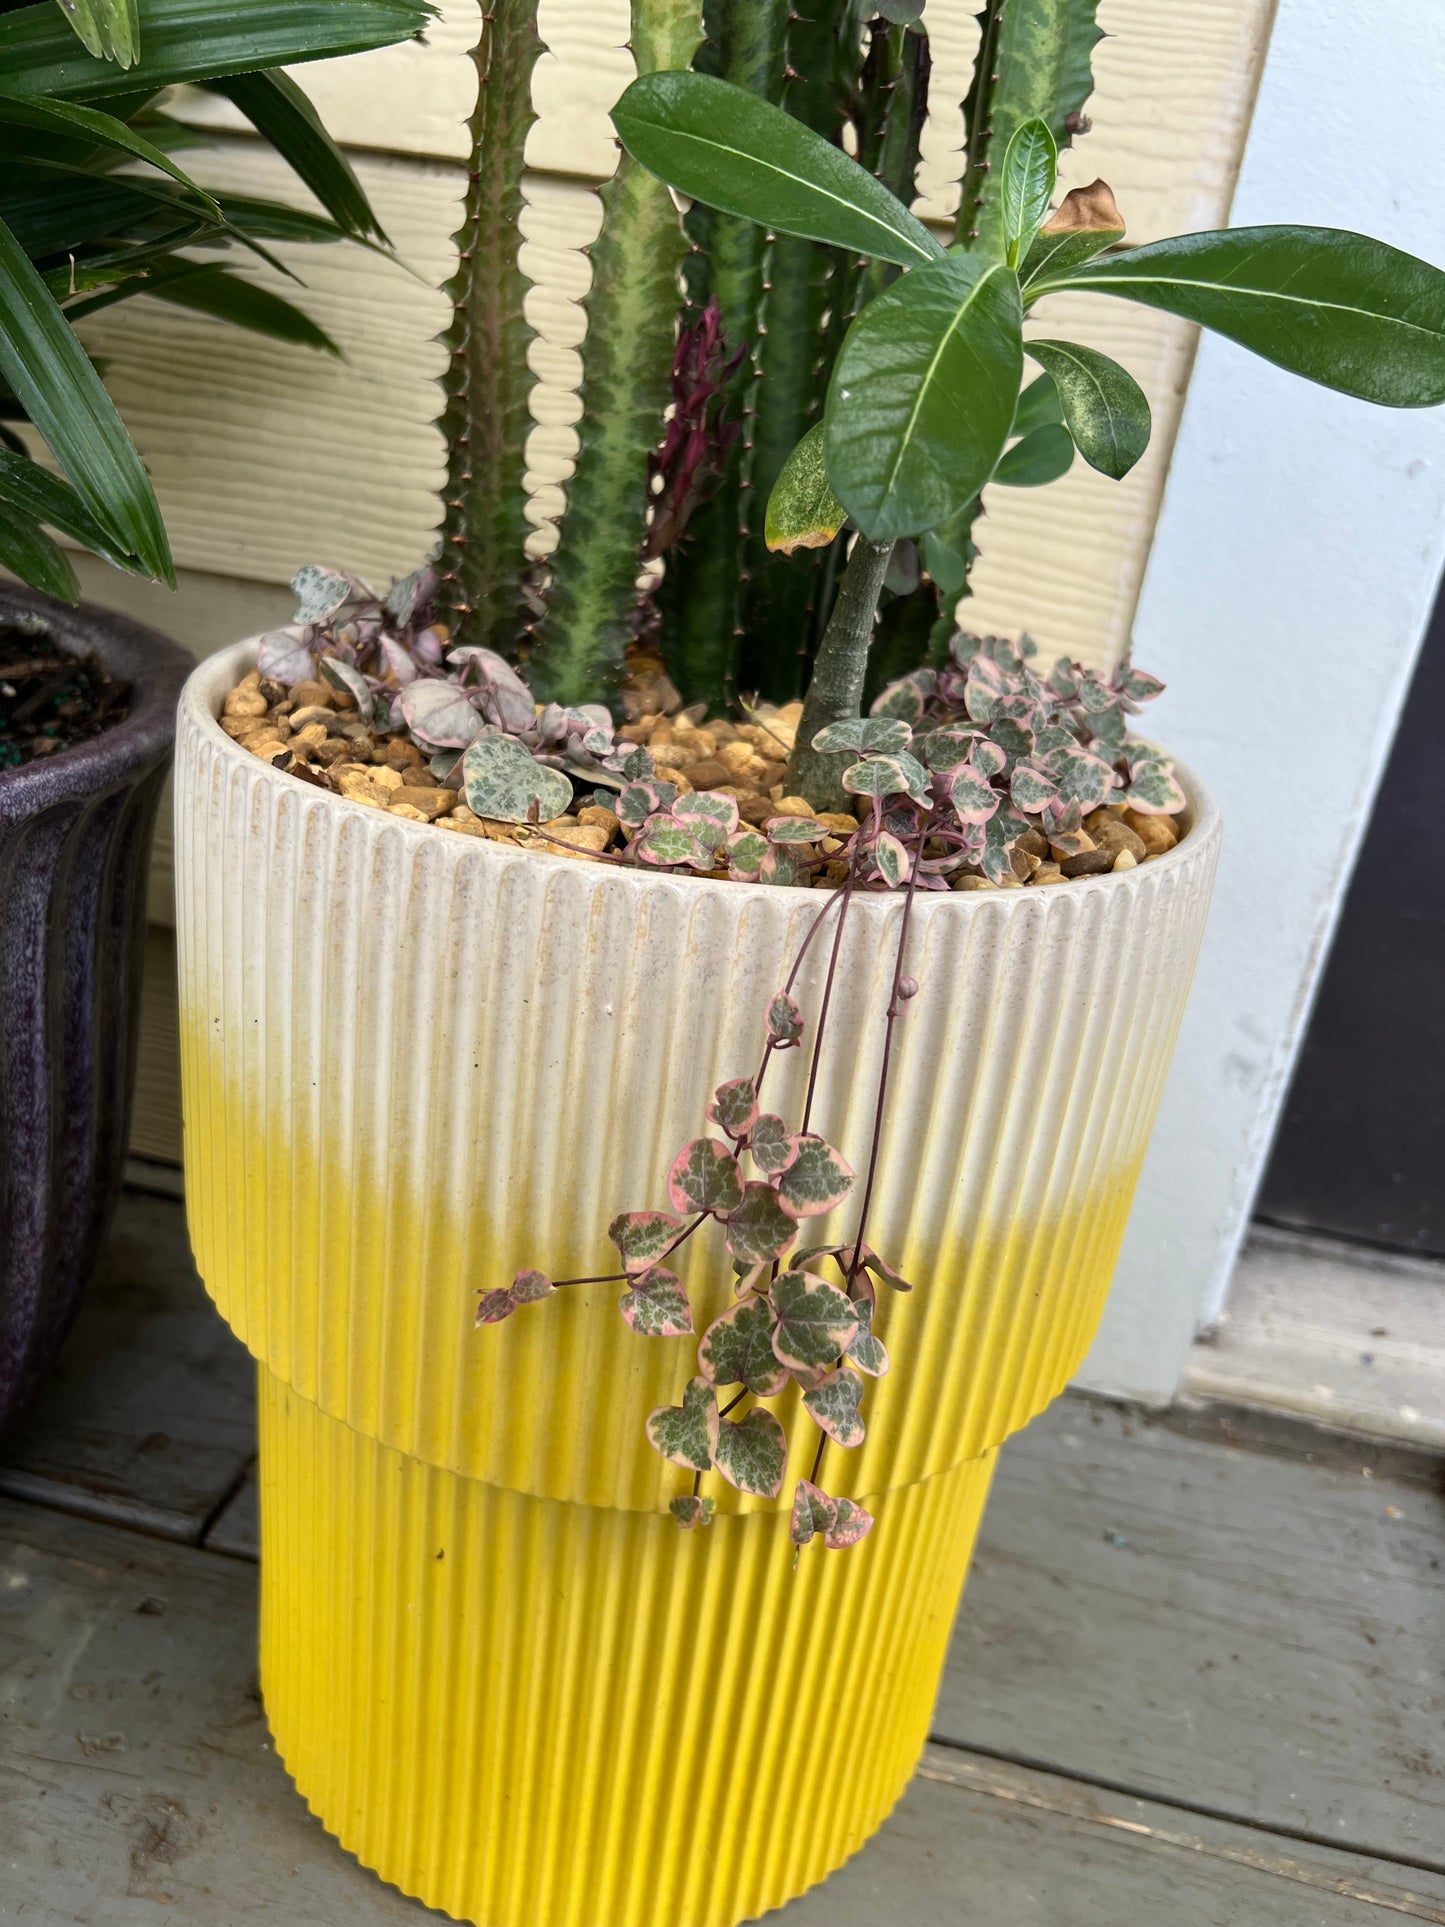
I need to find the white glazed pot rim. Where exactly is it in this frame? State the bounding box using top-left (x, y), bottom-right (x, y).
top-left (182, 636), bottom-right (1221, 915)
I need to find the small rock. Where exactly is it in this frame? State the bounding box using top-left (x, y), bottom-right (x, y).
top-left (718, 739), bottom-right (758, 777)
top-left (709, 720), bottom-right (740, 744)
top-left (290, 679), bottom-right (336, 710)
top-left (733, 790), bottom-right (773, 826)
top-left (995, 873), bottom-right (1025, 889)
top-left (1028, 870), bottom-right (1069, 886)
top-left (954, 876), bottom-right (996, 891)
top-left (653, 742), bottom-right (701, 772)
top-left (687, 757), bottom-right (732, 789)
top-left (773, 796), bottom-right (817, 818)
top-left (1049, 828), bottom-right (1094, 861)
top-left (578, 803), bottom-right (621, 840)
top-left (311, 738), bottom-right (354, 767)
top-left (385, 739), bottom-right (427, 772)
top-left (336, 769), bottom-right (394, 810)
top-left (389, 802), bottom-right (431, 822)
top-left (223, 679), bottom-right (267, 719)
top-left (649, 717), bottom-right (675, 747)
top-left (1016, 826), bottom-right (1049, 860)
top-left (535, 822), bottom-right (611, 860)
top-left (436, 814), bottom-right (487, 836)
top-left (390, 786), bottom-right (457, 821)
top-left (220, 715), bottom-right (260, 740)
top-left (1085, 814), bottom-right (1147, 862)
top-left (288, 704), bottom-right (338, 732)
top-left (1061, 847), bottom-right (1114, 878)
top-left (368, 765), bottom-right (405, 791)
top-left (815, 811), bottom-right (859, 834)
top-left (250, 741), bottom-right (292, 766)
top-left (1011, 845), bottom-right (1041, 880)
top-left (1112, 849), bottom-right (1138, 872)
top-left (1122, 809), bottom-right (1180, 857)
top-left (293, 722), bottom-right (330, 750)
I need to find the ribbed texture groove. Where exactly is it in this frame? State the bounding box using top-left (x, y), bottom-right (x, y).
top-left (178, 641), bottom-right (1220, 1511)
top-left (259, 1367), bottom-right (995, 1927)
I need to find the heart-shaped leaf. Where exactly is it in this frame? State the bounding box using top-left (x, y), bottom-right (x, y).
top-left (636, 822), bottom-right (715, 869)
top-left (668, 1138), bottom-right (745, 1216)
top-left (257, 629), bottom-right (313, 685)
top-left (790, 1478), bottom-right (838, 1547)
top-left (318, 654), bottom-right (373, 723)
top-left (810, 716), bottom-right (912, 757)
top-left (400, 677), bottom-right (485, 749)
top-left (777, 1136), bottom-right (856, 1220)
top-left (980, 801), bottom-right (1031, 884)
top-left (613, 72), bottom-right (944, 270)
top-left (759, 845), bottom-right (805, 887)
top-left (827, 254), bottom-right (1024, 542)
top-left (646, 1378), bottom-right (719, 1473)
top-left (1010, 764), bottom-right (1059, 812)
top-left (845, 1299), bottom-right (890, 1378)
top-left (698, 1296), bottom-right (789, 1397)
top-left (510, 1268), bottom-right (554, 1305)
top-left (726, 829), bottom-right (770, 879)
top-left (765, 815), bottom-right (831, 844)
top-left (619, 1267), bottom-right (694, 1337)
top-left (474, 1288), bottom-right (515, 1327)
top-left (618, 779), bottom-right (677, 827)
top-left (1042, 742), bottom-right (1117, 809)
top-left (750, 1114), bottom-right (800, 1177)
top-left (450, 645), bottom-right (537, 734)
top-left (670, 1493), bottom-right (716, 1529)
top-left (292, 564), bottom-right (352, 624)
top-left (608, 1209), bottom-right (683, 1273)
top-left (803, 1368), bottom-right (867, 1447)
top-left (870, 830), bottom-right (911, 888)
top-left (725, 1183), bottom-right (799, 1266)
top-left (1025, 340), bottom-right (1150, 481)
top-left (707, 1077), bottom-right (759, 1138)
top-left (1124, 760), bottom-right (1186, 815)
top-left (673, 790), bottom-right (739, 841)
top-left (949, 764), bottom-right (1001, 826)
top-left (825, 1496), bottom-right (875, 1549)
top-left (767, 991), bottom-right (804, 1047)
top-left (766, 421), bottom-right (848, 555)
top-left (771, 1269), bottom-right (859, 1372)
top-left (713, 1407), bottom-right (788, 1498)
top-left (463, 733), bottom-right (573, 825)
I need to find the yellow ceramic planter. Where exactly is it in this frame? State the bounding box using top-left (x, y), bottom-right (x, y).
top-left (177, 641), bottom-right (1219, 1925)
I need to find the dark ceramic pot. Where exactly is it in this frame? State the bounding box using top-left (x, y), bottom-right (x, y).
top-left (0, 585), bottom-right (191, 1432)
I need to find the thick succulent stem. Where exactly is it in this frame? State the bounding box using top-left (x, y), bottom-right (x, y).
top-left (785, 536), bottom-right (894, 809)
top-left (436, 2), bottom-right (542, 657)
top-left (956, 0), bottom-right (1103, 258)
top-left (528, 0), bottom-right (704, 706)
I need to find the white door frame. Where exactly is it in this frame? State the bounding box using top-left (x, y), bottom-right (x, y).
top-left (1076, 0), bottom-right (1445, 1403)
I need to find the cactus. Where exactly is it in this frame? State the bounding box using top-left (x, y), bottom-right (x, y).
top-left (435, 2), bottom-right (542, 658)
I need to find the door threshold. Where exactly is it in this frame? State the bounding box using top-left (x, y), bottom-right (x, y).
top-left (1185, 1224), bottom-right (1445, 1453)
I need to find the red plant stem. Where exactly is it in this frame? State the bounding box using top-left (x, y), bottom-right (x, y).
top-left (802, 849), bottom-right (860, 1136)
top-left (753, 885), bottom-right (851, 1101)
top-left (552, 1271), bottom-right (628, 1288)
top-left (846, 829), bottom-right (926, 1297)
top-left (810, 1428), bottom-right (827, 1486)
top-left (552, 1213), bottom-right (705, 1291)
top-left (718, 1388), bottom-right (748, 1418)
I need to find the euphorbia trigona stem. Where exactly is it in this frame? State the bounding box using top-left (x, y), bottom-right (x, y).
top-left (784, 535), bottom-right (894, 809)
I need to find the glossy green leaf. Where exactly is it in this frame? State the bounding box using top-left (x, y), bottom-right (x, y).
top-left (0, 0), bottom-right (436, 99)
top-left (0, 209), bottom-right (168, 578)
top-left (146, 266), bottom-right (339, 354)
top-left (765, 422), bottom-right (846, 556)
top-left (1034, 226), bottom-right (1445, 408)
top-left (0, 445), bottom-right (128, 561)
top-left (1012, 369), bottom-right (1062, 436)
top-left (612, 71), bottom-right (944, 270)
top-left (0, 500), bottom-right (78, 598)
top-left (52, 0), bottom-right (138, 67)
top-left (992, 420), bottom-right (1074, 487)
top-left (1024, 339), bottom-right (1149, 479)
top-left (1000, 116), bottom-right (1056, 269)
top-left (0, 91), bottom-right (219, 214)
top-left (212, 70), bottom-right (382, 241)
top-left (826, 254), bottom-right (1024, 541)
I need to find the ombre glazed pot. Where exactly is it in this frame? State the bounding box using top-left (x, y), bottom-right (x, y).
top-left (0, 587), bottom-right (189, 1433)
top-left (176, 637), bottom-right (1220, 1927)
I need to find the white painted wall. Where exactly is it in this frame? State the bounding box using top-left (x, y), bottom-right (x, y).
top-left (1077, 0), bottom-right (1445, 1402)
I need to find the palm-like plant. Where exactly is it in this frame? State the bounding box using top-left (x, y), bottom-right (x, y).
top-left (0, 0), bottom-right (433, 602)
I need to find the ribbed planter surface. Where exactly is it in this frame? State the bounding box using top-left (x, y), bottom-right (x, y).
top-left (0, 589), bottom-right (190, 1433)
top-left (178, 637), bottom-right (1220, 1926)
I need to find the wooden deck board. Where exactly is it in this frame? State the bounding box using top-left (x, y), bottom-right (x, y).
top-left (940, 1398), bottom-right (1445, 1871)
top-left (4, 1498), bottom-right (1444, 1926)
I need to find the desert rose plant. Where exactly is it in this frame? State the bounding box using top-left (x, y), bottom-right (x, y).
top-left (238, 0), bottom-right (1445, 1547)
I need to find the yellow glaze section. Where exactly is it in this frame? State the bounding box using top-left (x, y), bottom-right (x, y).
top-left (189, 1082), bottom-right (1142, 1513)
top-left (259, 1369), bottom-right (995, 1927)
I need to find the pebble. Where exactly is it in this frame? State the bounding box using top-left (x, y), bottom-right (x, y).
top-left (290, 679), bottom-right (337, 710)
top-left (772, 796), bottom-right (817, 818)
top-left (1011, 846), bottom-right (1041, 880)
top-left (687, 757), bottom-right (732, 788)
top-left (1112, 849), bottom-right (1138, 872)
top-left (436, 814), bottom-right (487, 836)
top-left (815, 811), bottom-right (859, 833)
top-left (733, 790), bottom-right (773, 826)
top-left (288, 704), bottom-right (339, 732)
top-left (1084, 810), bottom-right (1147, 862)
top-left (578, 803), bottom-right (621, 840)
top-left (1122, 809), bottom-right (1180, 856)
top-left (1028, 869), bottom-right (1069, 886)
top-left (293, 722), bottom-right (330, 750)
top-left (389, 802), bottom-right (431, 822)
top-left (536, 822), bottom-right (610, 860)
top-left (1061, 846), bottom-right (1114, 878)
top-left (954, 876), bottom-right (996, 891)
top-left (390, 786), bottom-right (457, 820)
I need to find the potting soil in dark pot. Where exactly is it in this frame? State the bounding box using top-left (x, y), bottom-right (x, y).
top-left (0, 585), bottom-right (191, 1431)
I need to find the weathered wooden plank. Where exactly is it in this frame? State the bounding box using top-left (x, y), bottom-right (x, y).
top-left (4, 1494), bottom-right (1442, 1924)
top-left (0, 1195), bottom-right (253, 1542)
top-left (941, 1398), bottom-right (1445, 1872)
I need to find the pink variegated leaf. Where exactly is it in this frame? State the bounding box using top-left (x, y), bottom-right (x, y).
top-left (767, 992), bottom-right (804, 1048)
top-left (668, 1138), bottom-right (744, 1216)
top-left (713, 1406), bottom-right (787, 1498)
top-left (950, 764), bottom-right (1001, 826)
top-left (474, 1288), bottom-right (515, 1327)
top-left (770, 1269), bottom-right (858, 1373)
top-left (733, 1258), bottom-right (771, 1299)
top-left (870, 830), bottom-right (911, 888)
top-left (256, 628), bottom-right (313, 685)
top-left (637, 822), bottom-right (714, 870)
top-left (790, 1478), bottom-right (838, 1548)
top-left (608, 1209), bottom-right (683, 1273)
top-left (759, 844), bottom-right (805, 887)
top-left (844, 1297), bottom-right (889, 1377)
top-left (318, 654), bottom-right (374, 723)
top-left (617, 779), bottom-right (679, 828)
top-left (1118, 664), bottom-right (1165, 706)
top-left (510, 1268), bottom-right (554, 1305)
top-left (794, 1243), bottom-right (845, 1276)
top-left (749, 1113), bottom-right (800, 1177)
top-left (802, 1367), bottom-right (867, 1448)
top-left (724, 1183), bottom-right (798, 1266)
top-left (1048, 827), bottom-right (1094, 860)
top-left (1123, 752), bottom-right (1185, 815)
top-left (697, 1295), bottom-right (788, 1396)
top-left (917, 723), bottom-right (982, 772)
top-left (707, 1077), bottom-right (759, 1138)
top-left (825, 1496), bottom-right (874, 1549)
top-left (765, 815), bottom-right (831, 844)
top-left (670, 1493), bottom-right (715, 1530)
top-left (842, 1244), bottom-right (914, 1294)
top-left (776, 1135), bottom-right (855, 1220)
top-left (1042, 742), bottom-right (1117, 809)
top-left (379, 635), bottom-right (420, 686)
top-left (673, 789), bottom-right (739, 841)
top-left (1010, 763), bottom-right (1058, 813)
top-left (646, 1378), bottom-right (719, 1472)
top-left (619, 1266), bottom-right (694, 1337)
